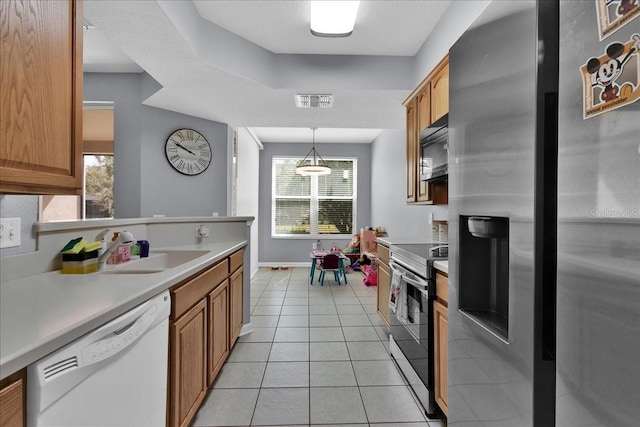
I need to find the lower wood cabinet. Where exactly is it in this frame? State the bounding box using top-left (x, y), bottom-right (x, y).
top-left (0, 370), bottom-right (25, 427)
top-left (170, 299), bottom-right (207, 427)
top-left (229, 267), bottom-right (243, 347)
top-left (433, 271), bottom-right (449, 416)
top-left (168, 248), bottom-right (244, 427)
top-left (376, 244), bottom-right (391, 326)
top-left (208, 280), bottom-right (229, 386)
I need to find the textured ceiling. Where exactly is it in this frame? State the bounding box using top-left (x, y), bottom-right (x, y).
top-left (193, 0), bottom-right (450, 56)
top-left (83, 1), bottom-right (452, 144)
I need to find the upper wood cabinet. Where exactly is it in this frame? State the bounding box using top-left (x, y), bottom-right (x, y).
top-left (430, 60), bottom-right (449, 125)
top-left (0, 0), bottom-right (83, 195)
top-left (417, 85), bottom-right (431, 134)
top-left (403, 54), bottom-right (449, 205)
top-left (405, 99), bottom-right (418, 203)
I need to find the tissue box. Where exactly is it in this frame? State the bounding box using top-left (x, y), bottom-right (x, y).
top-left (62, 250), bottom-right (99, 274)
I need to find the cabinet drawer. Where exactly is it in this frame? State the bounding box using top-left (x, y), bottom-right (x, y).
top-left (377, 244), bottom-right (389, 264)
top-left (229, 249), bottom-right (243, 274)
top-left (172, 259), bottom-right (228, 319)
top-left (436, 271), bottom-right (448, 305)
top-left (0, 370), bottom-right (25, 427)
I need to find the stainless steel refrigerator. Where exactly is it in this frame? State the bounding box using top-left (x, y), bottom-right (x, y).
top-left (448, 1), bottom-right (640, 426)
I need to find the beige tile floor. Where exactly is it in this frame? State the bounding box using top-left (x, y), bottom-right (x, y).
top-left (192, 267), bottom-right (446, 427)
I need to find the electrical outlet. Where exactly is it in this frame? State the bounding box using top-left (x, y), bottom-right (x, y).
top-left (0, 217), bottom-right (21, 249)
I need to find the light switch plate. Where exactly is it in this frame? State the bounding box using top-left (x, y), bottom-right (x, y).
top-left (0, 217), bottom-right (21, 249)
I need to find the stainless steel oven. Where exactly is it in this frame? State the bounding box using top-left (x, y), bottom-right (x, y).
top-left (388, 243), bottom-right (447, 418)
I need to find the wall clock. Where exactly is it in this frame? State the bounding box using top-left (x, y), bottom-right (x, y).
top-left (165, 128), bottom-right (211, 176)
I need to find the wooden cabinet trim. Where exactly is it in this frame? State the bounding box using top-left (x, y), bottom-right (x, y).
top-left (229, 268), bottom-right (243, 347)
top-left (171, 259), bottom-right (229, 319)
top-left (208, 280), bottom-right (229, 386)
top-left (377, 244), bottom-right (390, 264)
top-left (170, 299), bottom-right (207, 427)
top-left (229, 249), bottom-right (243, 274)
top-left (406, 99), bottom-right (417, 203)
top-left (377, 260), bottom-right (391, 326)
top-left (436, 271), bottom-right (448, 305)
top-left (433, 299), bottom-right (448, 416)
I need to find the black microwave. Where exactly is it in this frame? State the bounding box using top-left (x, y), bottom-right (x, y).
top-left (419, 123), bottom-right (448, 182)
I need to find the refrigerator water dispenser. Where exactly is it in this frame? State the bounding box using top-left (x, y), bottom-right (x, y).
top-left (459, 215), bottom-right (509, 342)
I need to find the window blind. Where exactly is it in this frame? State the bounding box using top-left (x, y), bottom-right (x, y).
top-left (272, 157), bottom-right (356, 237)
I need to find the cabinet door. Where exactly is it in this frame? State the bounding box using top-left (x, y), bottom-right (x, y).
top-left (405, 99), bottom-right (417, 203)
top-left (417, 85), bottom-right (431, 131)
top-left (377, 261), bottom-right (391, 326)
top-left (208, 281), bottom-right (229, 386)
top-left (170, 299), bottom-right (207, 427)
top-left (433, 299), bottom-right (448, 416)
top-left (229, 268), bottom-right (243, 347)
top-left (0, 0), bottom-right (83, 195)
top-left (0, 370), bottom-right (25, 427)
top-left (430, 60), bottom-right (449, 125)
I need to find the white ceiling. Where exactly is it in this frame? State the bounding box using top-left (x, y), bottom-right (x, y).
top-left (83, 0), bottom-right (451, 144)
top-left (193, 1), bottom-right (449, 56)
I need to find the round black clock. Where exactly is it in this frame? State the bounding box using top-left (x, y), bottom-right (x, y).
top-left (165, 129), bottom-right (212, 176)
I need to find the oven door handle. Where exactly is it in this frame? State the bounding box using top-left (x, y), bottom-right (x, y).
top-left (390, 261), bottom-right (430, 292)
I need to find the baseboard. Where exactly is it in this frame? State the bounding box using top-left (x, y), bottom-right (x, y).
top-left (239, 323), bottom-right (254, 337)
top-left (257, 262), bottom-right (310, 268)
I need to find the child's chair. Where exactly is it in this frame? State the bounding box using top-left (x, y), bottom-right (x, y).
top-left (317, 253), bottom-right (341, 286)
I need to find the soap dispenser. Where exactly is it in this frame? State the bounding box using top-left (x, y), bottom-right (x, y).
top-left (95, 229), bottom-right (111, 257)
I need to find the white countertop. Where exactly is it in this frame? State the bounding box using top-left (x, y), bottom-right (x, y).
top-left (376, 236), bottom-right (444, 246)
top-left (433, 260), bottom-right (448, 274)
top-left (0, 240), bottom-right (246, 380)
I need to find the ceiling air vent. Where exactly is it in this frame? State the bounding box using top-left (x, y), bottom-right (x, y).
top-left (83, 18), bottom-right (95, 30)
top-left (295, 94), bottom-right (334, 109)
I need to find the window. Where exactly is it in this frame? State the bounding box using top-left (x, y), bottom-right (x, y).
top-left (272, 157), bottom-right (356, 238)
top-left (39, 104), bottom-right (114, 221)
top-left (84, 155), bottom-right (114, 219)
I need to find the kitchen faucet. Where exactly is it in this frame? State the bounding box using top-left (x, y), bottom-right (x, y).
top-left (97, 231), bottom-right (134, 270)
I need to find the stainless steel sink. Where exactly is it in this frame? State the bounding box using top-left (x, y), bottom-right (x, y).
top-left (136, 250), bottom-right (210, 268)
top-left (100, 268), bottom-right (166, 274)
top-left (99, 250), bottom-right (210, 274)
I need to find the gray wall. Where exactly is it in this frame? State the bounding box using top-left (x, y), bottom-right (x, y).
top-left (84, 73), bottom-right (229, 218)
top-left (412, 0), bottom-right (490, 86)
top-left (370, 130), bottom-right (447, 239)
top-left (258, 142), bottom-right (372, 264)
top-left (369, 2), bottom-right (490, 240)
top-left (0, 195), bottom-right (38, 256)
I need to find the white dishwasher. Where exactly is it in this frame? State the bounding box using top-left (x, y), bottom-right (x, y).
top-left (27, 290), bottom-right (171, 427)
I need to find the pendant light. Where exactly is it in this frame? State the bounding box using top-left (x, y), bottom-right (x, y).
top-left (296, 128), bottom-right (331, 176)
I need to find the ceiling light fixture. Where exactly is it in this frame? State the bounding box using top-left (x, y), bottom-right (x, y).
top-left (310, 1), bottom-right (360, 38)
top-left (295, 94), bottom-right (334, 108)
top-left (296, 128), bottom-right (331, 176)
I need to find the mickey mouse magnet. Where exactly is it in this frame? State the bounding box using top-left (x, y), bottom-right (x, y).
top-left (596, 0), bottom-right (640, 40)
top-left (581, 34), bottom-right (640, 119)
